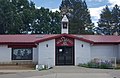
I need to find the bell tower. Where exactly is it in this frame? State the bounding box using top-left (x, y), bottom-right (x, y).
top-left (61, 15), bottom-right (69, 34)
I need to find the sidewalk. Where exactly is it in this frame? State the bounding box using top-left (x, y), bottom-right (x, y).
top-left (0, 66), bottom-right (119, 78)
top-left (26, 73), bottom-right (112, 78)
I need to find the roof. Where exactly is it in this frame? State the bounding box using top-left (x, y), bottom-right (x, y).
top-left (74, 35), bottom-right (120, 44)
top-left (62, 15), bottom-right (69, 22)
top-left (0, 34), bottom-right (120, 45)
top-left (0, 34), bottom-right (57, 44)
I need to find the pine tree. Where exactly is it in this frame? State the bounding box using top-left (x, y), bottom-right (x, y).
top-left (97, 6), bottom-right (113, 35)
top-left (60, 0), bottom-right (94, 34)
top-left (111, 4), bottom-right (120, 35)
top-left (97, 5), bottom-right (120, 35)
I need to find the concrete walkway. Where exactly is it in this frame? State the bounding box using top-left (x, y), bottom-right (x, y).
top-left (0, 66), bottom-right (120, 78)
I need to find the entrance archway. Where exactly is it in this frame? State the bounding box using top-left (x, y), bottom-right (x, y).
top-left (55, 37), bottom-right (74, 65)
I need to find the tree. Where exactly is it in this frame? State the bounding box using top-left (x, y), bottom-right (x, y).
top-left (11, 0), bottom-right (36, 34)
top-left (97, 6), bottom-right (113, 35)
top-left (32, 7), bottom-right (61, 34)
top-left (0, 0), bottom-right (10, 34)
top-left (60, 0), bottom-right (94, 34)
top-left (0, 0), bottom-right (61, 34)
top-left (96, 5), bottom-right (120, 35)
top-left (49, 11), bottom-right (61, 34)
top-left (32, 7), bottom-right (51, 34)
top-left (0, 0), bottom-right (23, 34)
top-left (111, 4), bottom-right (120, 35)
top-left (0, 0), bottom-right (36, 34)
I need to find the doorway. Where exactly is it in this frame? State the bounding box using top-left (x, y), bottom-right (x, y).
top-left (56, 46), bottom-right (74, 65)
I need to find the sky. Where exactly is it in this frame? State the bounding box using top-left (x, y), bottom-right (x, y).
top-left (31, 0), bottom-right (120, 26)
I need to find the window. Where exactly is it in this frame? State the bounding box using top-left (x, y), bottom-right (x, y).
top-left (63, 22), bottom-right (67, 29)
top-left (46, 44), bottom-right (48, 47)
top-left (12, 48), bottom-right (32, 60)
top-left (81, 44), bottom-right (84, 47)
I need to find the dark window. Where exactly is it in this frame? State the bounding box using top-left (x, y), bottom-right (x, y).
top-left (81, 44), bottom-right (84, 47)
top-left (46, 44), bottom-right (48, 47)
top-left (63, 22), bottom-right (67, 29)
top-left (12, 48), bottom-right (33, 60)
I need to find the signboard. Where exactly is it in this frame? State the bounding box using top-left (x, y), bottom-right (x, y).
top-left (56, 37), bottom-right (74, 46)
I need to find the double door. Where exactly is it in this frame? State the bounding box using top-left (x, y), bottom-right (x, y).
top-left (56, 46), bottom-right (74, 65)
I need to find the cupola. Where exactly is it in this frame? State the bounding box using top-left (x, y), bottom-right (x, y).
top-left (61, 15), bottom-right (69, 34)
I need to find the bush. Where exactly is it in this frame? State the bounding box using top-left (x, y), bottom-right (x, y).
top-left (78, 61), bottom-right (112, 69)
top-left (99, 61), bottom-right (112, 69)
top-left (87, 62), bottom-right (99, 68)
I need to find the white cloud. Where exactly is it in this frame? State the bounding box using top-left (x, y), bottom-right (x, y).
top-left (88, 0), bottom-right (103, 2)
top-left (108, 0), bottom-right (120, 6)
top-left (89, 7), bottom-right (101, 19)
top-left (35, 5), bottom-right (41, 9)
top-left (89, 0), bottom-right (120, 26)
top-left (89, 6), bottom-right (105, 26)
top-left (51, 8), bottom-right (60, 12)
top-left (35, 6), bottom-right (60, 12)
top-left (89, 0), bottom-right (119, 26)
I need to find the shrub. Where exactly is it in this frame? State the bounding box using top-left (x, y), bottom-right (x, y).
top-left (87, 62), bottom-right (99, 68)
top-left (99, 61), bottom-right (112, 69)
top-left (78, 60), bottom-right (112, 69)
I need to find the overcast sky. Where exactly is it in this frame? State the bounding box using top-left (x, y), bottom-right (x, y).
top-left (31, 0), bottom-right (120, 26)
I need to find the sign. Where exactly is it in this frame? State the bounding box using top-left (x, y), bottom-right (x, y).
top-left (56, 37), bottom-right (74, 46)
